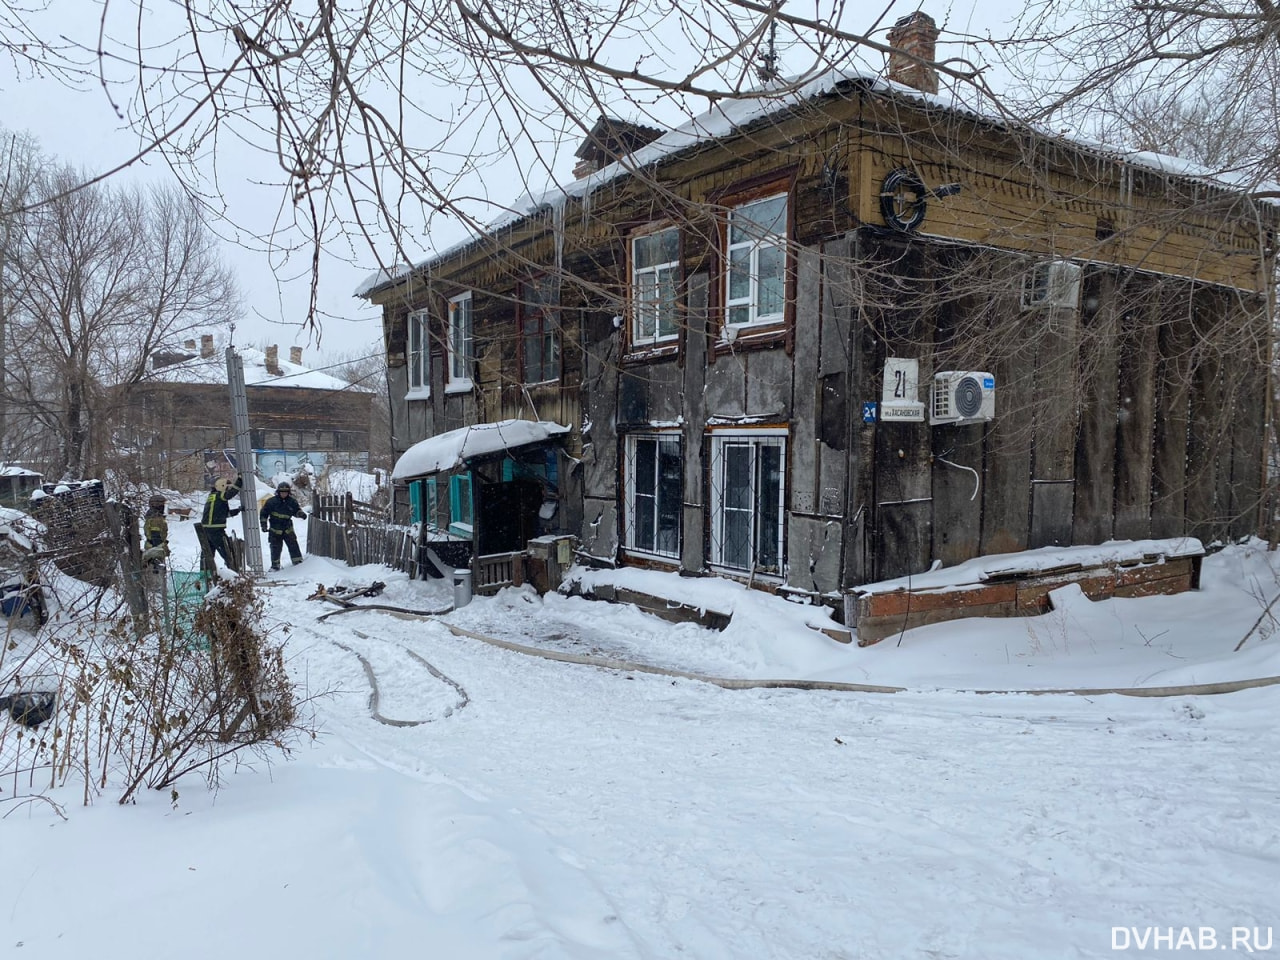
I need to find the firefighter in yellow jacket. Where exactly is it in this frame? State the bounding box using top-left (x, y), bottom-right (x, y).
top-left (141, 493), bottom-right (169, 572)
top-left (200, 474), bottom-right (243, 570)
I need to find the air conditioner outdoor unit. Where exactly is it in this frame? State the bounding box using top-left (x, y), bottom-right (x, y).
top-left (931, 371), bottom-right (996, 425)
top-left (1022, 260), bottom-right (1082, 310)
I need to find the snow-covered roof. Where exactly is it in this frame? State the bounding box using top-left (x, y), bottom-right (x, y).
top-left (392, 420), bottom-right (570, 481)
top-left (0, 465), bottom-right (40, 477)
top-left (356, 66), bottom-right (1274, 299)
top-left (148, 346), bottom-right (352, 391)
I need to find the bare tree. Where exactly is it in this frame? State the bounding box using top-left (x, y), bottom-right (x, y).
top-left (998, 0), bottom-right (1280, 188)
top-left (0, 1), bottom-right (1003, 335)
top-left (0, 129), bottom-right (40, 462)
top-left (2, 163), bottom-right (241, 478)
top-left (326, 348), bottom-right (392, 472)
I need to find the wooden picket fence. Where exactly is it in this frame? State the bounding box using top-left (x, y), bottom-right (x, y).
top-left (308, 493), bottom-right (417, 574)
top-left (306, 493), bottom-right (531, 590)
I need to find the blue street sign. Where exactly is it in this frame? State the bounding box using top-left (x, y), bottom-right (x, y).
top-left (862, 401), bottom-right (878, 424)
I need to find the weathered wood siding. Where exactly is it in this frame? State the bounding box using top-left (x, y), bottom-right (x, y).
top-left (368, 81), bottom-right (1274, 601)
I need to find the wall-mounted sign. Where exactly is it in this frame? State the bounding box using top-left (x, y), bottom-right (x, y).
top-left (880, 358), bottom-right (925, 422)
top-left (862, 401), bottom-right (878, 424)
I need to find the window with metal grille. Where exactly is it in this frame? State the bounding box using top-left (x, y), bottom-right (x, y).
top-left (709, 431), bottom-right (786, 575)
top-left (624, 433), bottom-right (682, 558)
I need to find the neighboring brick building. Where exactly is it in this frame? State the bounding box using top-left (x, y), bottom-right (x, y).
top-left (128, 335), bottom-right (374, 489)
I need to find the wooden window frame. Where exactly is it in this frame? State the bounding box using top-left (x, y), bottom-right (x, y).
top-left (622, 430), bottom-right (683, 561)
top-left (448, 473), bottom-right (473, 538)
top-left (446, 291), bottom-right (475, 393)
top-left (518, 275), bottom-right (561, 385)
top-left (628, 224), bottom-right (682, 354)
top-left (707, 426), bottom-right (788, 578)
top-left (711, 172), bottom-right (797, 353)
top-left (406, 308), bottom-right (431, 399)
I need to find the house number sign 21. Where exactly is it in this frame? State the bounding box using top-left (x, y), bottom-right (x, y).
top-left (880, 358), bottom-right (925, 423)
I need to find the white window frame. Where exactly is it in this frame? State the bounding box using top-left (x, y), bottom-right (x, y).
top-left (724, 192), bottom-right (788, 331)
top-left (406, 309), bottom-right (431, 399)
top-left (446, 291), bottom-right (475, 393)
top-left (708, 428), bottom-right (787, 576)
top-left (623, 431), bottom-right (683, 560)
top-left (631, 227), bottom-right (680, 348)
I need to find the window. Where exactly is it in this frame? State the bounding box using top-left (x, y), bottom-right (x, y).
top-left (447, 292), bottom-right (474, 392)
top-left (408, 478), bottom-right (439, 531)
top-left (631, 227), bottom-right (679, 347)
top-left (449, 473), bottom-right (473, 537)
top-left (725, 193), bottom-right (788, 329)
top-left (709, 431), bottom-right (786, 575)
top-left (407, 309), bottom-right (430, 397)
top-left (521, 276), bottom-right (560, 384)
top-left (409, 480), bottom-right (422, 523)
top-left (624, 433), bottom-right (682, 558)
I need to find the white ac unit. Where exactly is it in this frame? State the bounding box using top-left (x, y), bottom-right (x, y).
top-left (1021, 260), bottom-right (1082, 310)
top-left (931, 371), bottom-right (996, 425)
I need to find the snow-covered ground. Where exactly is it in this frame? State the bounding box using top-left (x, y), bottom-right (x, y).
top-left (2, 512), bottom-right (1278, 959)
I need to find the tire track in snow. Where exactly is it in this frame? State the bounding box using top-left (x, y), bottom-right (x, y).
top-left (330, 603), bottom-right (1280, 699)
top-left (331, 632), bottom-right (468, 727)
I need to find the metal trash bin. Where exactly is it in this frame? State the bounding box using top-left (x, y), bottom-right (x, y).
top-left (452, 567), bottom-right (473, 608)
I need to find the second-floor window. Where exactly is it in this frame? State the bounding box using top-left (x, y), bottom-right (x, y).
top-left (631, 227), bottom-right (679, 347)
top-left (407, 309), bottom-right (430, 397)
top-left (447, 292), bottom-right (474, 391)
top-left (521, 275), bottom-right (560, 384)
top-left (725, 193), bottom-right (788, 329)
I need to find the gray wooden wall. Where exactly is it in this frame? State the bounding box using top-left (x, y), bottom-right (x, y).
top-left (578, 228), bottom-right (1269, 595)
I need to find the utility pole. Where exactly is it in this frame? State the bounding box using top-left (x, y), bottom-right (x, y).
top-left (226, 346), bottom-right (263, 574)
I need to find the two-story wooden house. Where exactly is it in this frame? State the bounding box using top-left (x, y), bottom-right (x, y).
top-left (361, 12), bottom-right (1275, 613)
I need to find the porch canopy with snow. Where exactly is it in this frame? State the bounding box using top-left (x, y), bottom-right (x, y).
top-left (393, 419), bottom-right (571, 561)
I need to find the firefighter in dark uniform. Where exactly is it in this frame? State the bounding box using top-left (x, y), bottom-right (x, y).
top-left (260, 480), bottom-right (308, 571)
top-left (200, 474), bottom-right (243, 570)
top-left (141, 493), bottom-right (170, 573)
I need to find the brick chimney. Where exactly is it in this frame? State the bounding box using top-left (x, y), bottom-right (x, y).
top-left (183, 339), bottom-right (196, 352)
top-left (290, 346), bottom-right (303, 365)
top-left (886, 11), bottom-right (939, 95)
top-left (265, 345), bottom-right (282, 376)
top-left (200, 334), bottom-right (215, 358)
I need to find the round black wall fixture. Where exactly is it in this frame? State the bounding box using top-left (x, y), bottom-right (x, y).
top-left (879, 168), bottom-right (928, 232)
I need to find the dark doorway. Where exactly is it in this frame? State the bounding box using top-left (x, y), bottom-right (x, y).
top-left (477, 478), bottom-right (543, 554)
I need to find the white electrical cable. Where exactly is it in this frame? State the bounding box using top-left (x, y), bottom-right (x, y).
top-left (935, 456), bottom-right (980, 501)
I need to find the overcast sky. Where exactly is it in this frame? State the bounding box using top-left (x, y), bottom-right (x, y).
top-left (1, 1), bottom-right (1012, 367)
top-left (3, 67), bottom-right (383, 365)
